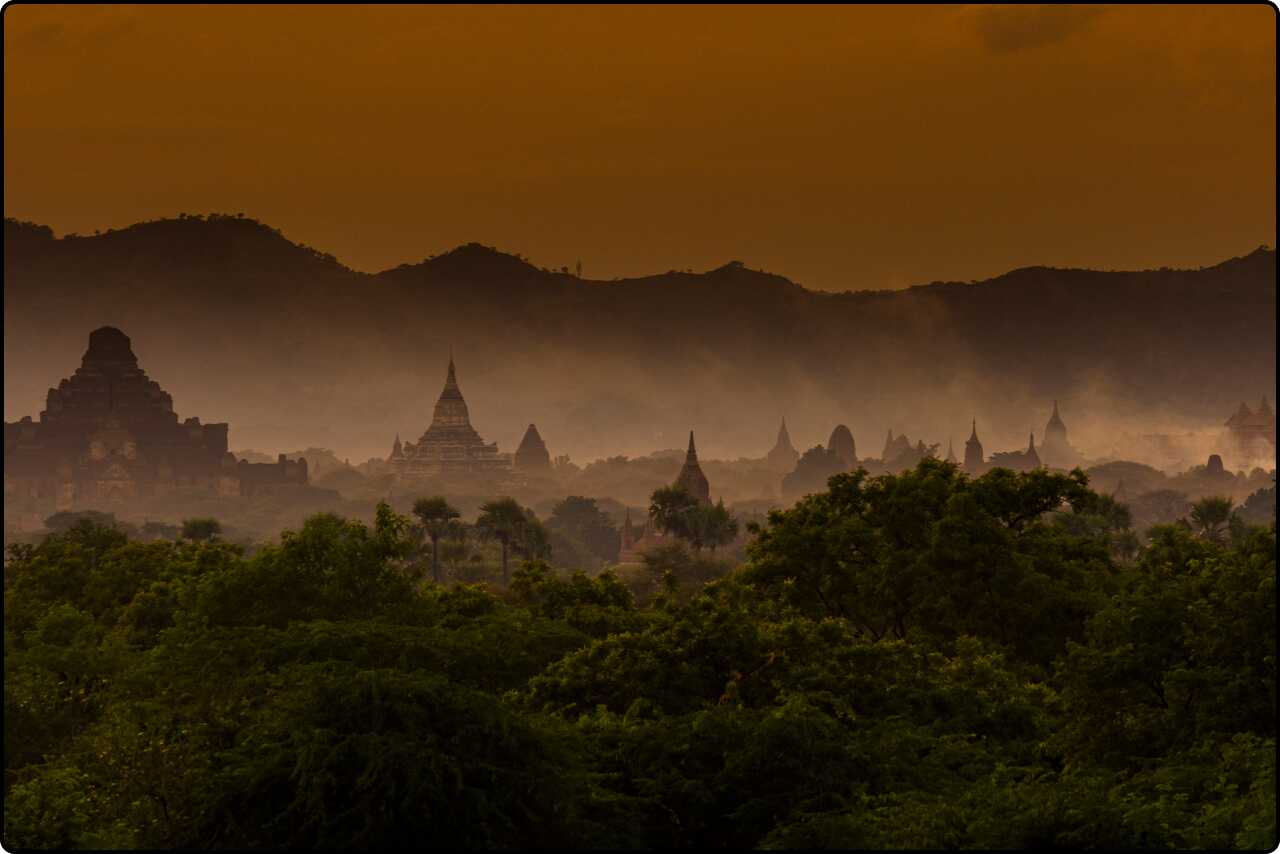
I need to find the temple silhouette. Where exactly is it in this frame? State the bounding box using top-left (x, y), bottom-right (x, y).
top-left (390, 356), bottom-right (512, 481)
top-left (3, 327), bottom-right (306, 525)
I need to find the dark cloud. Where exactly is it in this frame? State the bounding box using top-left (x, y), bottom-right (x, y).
top-left (971, 4), bottom-right (1105, 54)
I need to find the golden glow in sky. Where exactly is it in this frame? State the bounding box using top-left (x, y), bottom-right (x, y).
top-left (4, 4), bottom-right (1275, 289)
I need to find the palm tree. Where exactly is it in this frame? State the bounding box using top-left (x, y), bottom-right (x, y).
top-left (649, 485), bottom-right (698, 540)
top-left (1189, 496), bottom-right (1234, 544)
top-left (412, 496), bottom-right (461, 584)
top-left (476, 498), bottom-right (528, 584)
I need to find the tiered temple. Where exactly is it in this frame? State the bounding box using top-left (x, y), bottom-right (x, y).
top-left (3, 327), bottom-right (306, 521)
top-left (1225, 398), bottom-right (1276, 451)
top-left (391, 356), bottom-right (512, 480)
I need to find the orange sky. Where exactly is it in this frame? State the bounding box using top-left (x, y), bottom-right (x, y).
top-left (4, 4), bottom-right (1275, 290)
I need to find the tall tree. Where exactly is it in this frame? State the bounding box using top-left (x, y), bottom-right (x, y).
top-left (547, 496), bottom-right (620, 563)
top-left (648, 485), bottom-right (699, 541)
top-left (687, 500), bottom-right (739, 553)
top-left (476, 498), bottom-right (529, 584)
top-left (412, 496), bottom-right (461, 584)
top-left (1189, 496), bottom-right (1234, 544)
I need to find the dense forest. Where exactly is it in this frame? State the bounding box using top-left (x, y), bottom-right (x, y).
top-left (4, 460), bottom-right (1275, 849)
top-left (4, 215), bottom-right (1275, 461)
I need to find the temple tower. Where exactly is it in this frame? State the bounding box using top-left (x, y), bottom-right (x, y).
top-left (963, 419), bottom-right (984, 474)
top-left (766, 418), bottom-right (800, 473)
top-left (676, 431), bottom-right (712, 504)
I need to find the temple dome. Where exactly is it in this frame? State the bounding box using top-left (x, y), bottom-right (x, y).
top-left (826, 424), bottom-right (857, 469)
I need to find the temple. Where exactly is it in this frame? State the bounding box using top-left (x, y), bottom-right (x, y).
top-left (391, 356), bottom-right (512, 480)
top-left (513, 423), bottom-right (553, 475)
top-left (963, 420), bottom-right (985, 474)
top-left (987, 432), bottom-right (1043, 472)
top-left (827, 424), bottom-right (857, 469)
top-left (1038, 401), bottom-right (1082, 468)
top-left (618, 430), bottom-right (714, 563)
top-left (675, 431), bottom-right (711, 504)
top-left (1224, 398), bottom-right (1276, 453)
top-left (765, 418), bottom-right (800, 473)
top-left (3, 327), bottom-right (306, 523)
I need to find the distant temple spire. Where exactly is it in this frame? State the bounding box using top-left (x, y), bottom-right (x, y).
top-left (963, 419), bottom-right (984, 473)
top-left (945, 437), bottom-right (957, 464)
top-left (766, 416), bottom-right (800, 473)
top-left (390, 433), bottom-right (403, 460)
top-left (675, 430), bottom-right (711, 504)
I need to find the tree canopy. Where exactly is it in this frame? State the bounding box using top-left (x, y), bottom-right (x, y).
top-left (4, 463), bottom-right (1274, 849)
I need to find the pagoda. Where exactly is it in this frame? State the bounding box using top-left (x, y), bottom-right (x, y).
top-left (513, 423), bottom-right (552, 475)
top-left (963, 420), bottom-right (985, 474)
top-left (393, 356), bottom-right (511, 479)
top-left (826, 424), bottom-right (857, 470)
top-left (1039, 401), bottom-right (1082, 468)
top-left (766, 418), bottom-right (800, 473)
top-left (675, 431), bottom-right (711, 504)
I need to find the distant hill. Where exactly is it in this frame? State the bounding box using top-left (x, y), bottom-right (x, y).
top-left (4, 215), bottom-right (1275, 462)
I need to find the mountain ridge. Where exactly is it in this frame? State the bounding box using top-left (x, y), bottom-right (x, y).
top-left (3, 215), bottom-right (1274, 463)
top-left (8, 214), bottom-right (1269, 296)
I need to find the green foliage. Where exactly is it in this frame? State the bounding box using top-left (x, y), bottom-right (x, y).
top-left (411, 495), bottom-right (460, 583)
top-left (4, 461), bottom-right (1274, 849)
top-left (546, 496), bottom-right (620, 566)
top-left (648, 486), bottom-right (739, 553)
top-left (476, 497), bottom-right (543, 584)
top-left (180, 517), bottom-right (222, 542)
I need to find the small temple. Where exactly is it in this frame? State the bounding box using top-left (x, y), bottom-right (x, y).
top-left (675, 431), bottom-right (712, 504)
top-left (987, 432), bottom-right (1043, 472)
top-left (963, 420), bottom-right (985, 474)
top-left (765, 418), bottom-right (800, 473)
top-left (618, 430), bottom-right (713, 563)
top-left (827, 424), bottom-right (857, 470)
top-left (514, 423), bottom-right (553, 475)
top-left (391, 356), bottom-right (512, 480)
top-left (1038, 401), bottom-right (1082, 468)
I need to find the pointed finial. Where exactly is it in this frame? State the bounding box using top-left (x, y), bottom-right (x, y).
top-left (688, 430), bottom-right (697, 456)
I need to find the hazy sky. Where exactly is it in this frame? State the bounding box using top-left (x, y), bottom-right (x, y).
top-left (4, 4), bottom-right (1275, 290)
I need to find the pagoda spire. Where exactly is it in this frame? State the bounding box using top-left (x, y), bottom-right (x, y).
top-left (675, 430), bottom-right (711, 503)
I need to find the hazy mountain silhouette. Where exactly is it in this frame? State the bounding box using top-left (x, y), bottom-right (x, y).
top-left (4, 215), bottom-right (1275, 462)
